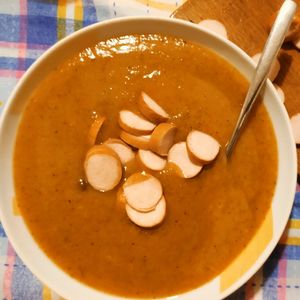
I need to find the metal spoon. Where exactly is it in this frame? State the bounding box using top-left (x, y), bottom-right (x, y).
top-left (225, 0), bottom-right (297, 157)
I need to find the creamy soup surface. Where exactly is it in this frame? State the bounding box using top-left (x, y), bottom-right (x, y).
top-left (14, 34), bottom-right (277, 298)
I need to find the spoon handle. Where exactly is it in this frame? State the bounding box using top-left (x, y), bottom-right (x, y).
top-left (225, 0), bottom-right (297, 157)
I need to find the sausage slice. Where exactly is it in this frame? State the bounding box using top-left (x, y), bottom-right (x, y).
top-left (118, 110), bottom-right (156, 135)
top-left (120, 130), bottom-right (151, 150)
top-left (104, 138), bottom-right (135, 165)
top-left (84, 145), bottom-right (122, 192)
top-left (138, 92), bottom-right (169, 123)
top-left (87, 115), bottom-right (106, 146)
top-left (137, 150), bottom-right (166, 171)
top-left (150, 123), bottom-right (177, 156)
top-left (186, 130), bottom-right (220, 164)
top-left (126, 196), bottom-right (166, 228)
top-left (168, 142), bottom-right (203, 178)
top-left (123, 172), bottom-right (163, 212)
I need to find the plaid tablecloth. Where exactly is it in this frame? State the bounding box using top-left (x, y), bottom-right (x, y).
top-left (0, 1), bottom-right (299, 299)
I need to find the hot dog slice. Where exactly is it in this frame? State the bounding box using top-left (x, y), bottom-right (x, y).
top-left (137, 150), bottom-right (166, 171)
top-left (150, 123), bottom-right (177, 156)
top-left (168, 142), bottom-right (202, 178)
top-left (126, 196), bottom-right (166, 228)
top-left (84, 145), bottom-right (122, 192)
top-left (123, 172), bottom-right (162, 212)
top-left (104, 138), bottom-right (135, 165)
top-left (118, 110), bottom-right (156, 135)
top-left (138, 92), bottom-right (169, 123)
top-left (120, 130), bottom-right (151, 150)
top-left (87, 115), bottom-right (106, 146)
top-left (186, 130), bottom-right (220, 164)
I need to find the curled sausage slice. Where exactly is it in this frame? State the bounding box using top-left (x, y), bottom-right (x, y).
top-left (123, 172), bottom-right (163, 212)
top-left (186, 130), bottom-right (220, 164)
top-left (126, 196), bottom-right (166, 228)
top-left (87, 115), bottom-right (106, 146)
top-left (104, 138), bottom-right (135, 165)
top-left (120, 130), bottom-right (151, 150)
top-left (137, 150), bottom-right (166, 171)
top-left (150, 123), bottom-right (177, 156)
top-left (84, 145), bottom-right (122, 192)
top-left (118, 110), bottom-right (156, 135)
top-left (138, 92), bottom-right (169, 123)
top-left (168, 142), bottom-right (202, 178)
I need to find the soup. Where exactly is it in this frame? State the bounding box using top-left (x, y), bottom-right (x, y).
top-left (14, 34), bottom-right (277, 298)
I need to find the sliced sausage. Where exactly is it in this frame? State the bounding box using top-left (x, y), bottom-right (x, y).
top-left (84, 145), bottom-right (122, 192)
top-left (120, 130), bottom-right (151, 150)
top-left (87, 115), bottom-right (106, 146)
top-left (104, 138), bottom-right (135, 165)
top-left (126, 196), bottom-right (166, 228)
top-left (150, 123), bottom-right (177, 156)
top-left (168, 142), bottom-right (203, 178)
top-left (123, 172), bottom-right (163, 212)
top-left (186, 130), bottom-right (220, 164)
top-left (118, 110), bottom-right (156, 135)
top-left (138, 92), bottom-right (169, 123)
top-left (137, 150), bottom-right (166, 171)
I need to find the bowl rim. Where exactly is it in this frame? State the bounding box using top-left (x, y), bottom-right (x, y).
top-left (0, 15), bottom-right (297, 300)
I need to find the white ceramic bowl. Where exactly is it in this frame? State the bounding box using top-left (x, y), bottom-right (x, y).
top-left (0, 17), bottom-right (297, 300)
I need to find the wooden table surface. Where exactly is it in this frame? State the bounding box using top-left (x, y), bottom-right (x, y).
top-left (173, 0), bottom-right (300, 175)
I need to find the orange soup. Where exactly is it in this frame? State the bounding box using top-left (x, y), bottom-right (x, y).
top-left (14, 34), bottom-right (277, 298)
